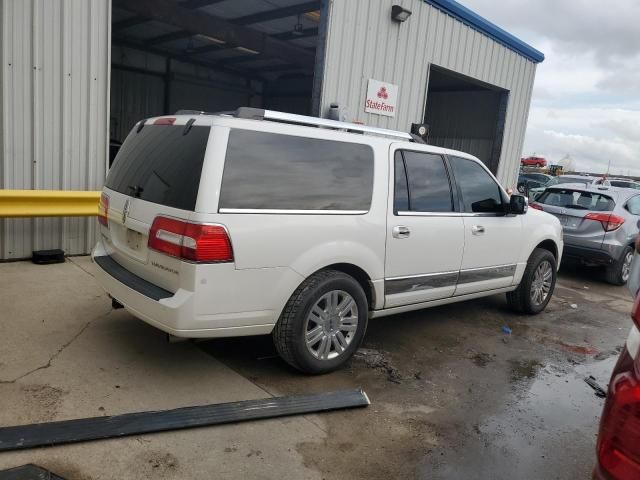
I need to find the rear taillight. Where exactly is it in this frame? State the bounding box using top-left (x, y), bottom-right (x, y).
top-left (148, 216), bottom-right (233, 263)
top-left (597, 348), bottom-right (640, 480)
top-left (632, 295), bottom-right (640, 330)
top-left (98, 193), bottom-right (109, 227)
top-left (585, 213), bottom-right (625, 232)
top-left (529, 203), bottom-right (544, 211)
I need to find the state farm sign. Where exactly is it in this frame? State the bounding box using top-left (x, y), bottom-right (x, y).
top-left (365, 79), bottom-right (398, 117)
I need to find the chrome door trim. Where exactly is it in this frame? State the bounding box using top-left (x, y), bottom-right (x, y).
top-left (457, 264), bottom-right (517, 284)
top-left (219, 208), bottom-right (368, 215)
top-left (384, 271), bottom-right (459, 295)
top-left (396, 211), bottom-right (504, 218)
top-left (384, 264), bottom-right (517, 295)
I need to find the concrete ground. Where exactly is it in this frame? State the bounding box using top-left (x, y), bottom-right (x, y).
top-left (0, 257), bottom-right (633, 479)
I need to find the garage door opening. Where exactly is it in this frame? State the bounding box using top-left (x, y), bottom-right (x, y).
top-left (109, 0), bottom-right (325, 154)
top-left (424, 66), bottom-right (508, 174)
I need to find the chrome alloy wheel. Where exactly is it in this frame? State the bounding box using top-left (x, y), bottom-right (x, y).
top-left (304, 290), bottom-right (358, 360)
top-left (531, 260), bottom-right (553, 306)
top-left (622, 251), bottom-right (634, 283)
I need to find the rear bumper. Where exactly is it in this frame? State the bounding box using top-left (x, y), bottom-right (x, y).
top-left (91, 243), bottom-right (274, 338)
top-left (563, 244), bottom-right (615, 266)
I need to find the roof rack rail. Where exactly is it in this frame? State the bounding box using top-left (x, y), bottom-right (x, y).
top-left (234, 107), bottom-right (413, 141)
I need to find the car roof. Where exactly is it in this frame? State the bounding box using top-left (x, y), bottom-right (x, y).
top-left (545, 183), bottom-right (640, 201)
top-left (149, 113), bottom-right (483, 162)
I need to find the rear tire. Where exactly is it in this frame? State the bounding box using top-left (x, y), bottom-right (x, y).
top-left (272, 269), bottom-right (368, 374)
top-left (507, 248), bottom-right (557, 314)
top-left (605, 246), bottom-right (634, 286)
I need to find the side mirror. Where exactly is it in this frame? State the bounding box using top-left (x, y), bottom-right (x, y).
top-left (509, 194), bottom-right (528, 215)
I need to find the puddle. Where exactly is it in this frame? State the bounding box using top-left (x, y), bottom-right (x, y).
top-left (420, 356), bottom-right (617, 480)
top-left (508, 359), bottom-right (542, 382)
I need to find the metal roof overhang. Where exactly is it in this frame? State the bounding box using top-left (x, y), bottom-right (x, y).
top-left (424, 0), bottom-right (545, 63)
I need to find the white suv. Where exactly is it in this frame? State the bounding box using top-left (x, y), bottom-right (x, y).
top-left (93, 108), bottom-right (563, 374)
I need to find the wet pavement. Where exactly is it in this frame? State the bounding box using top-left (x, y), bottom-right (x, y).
top-left (201, 264), bottom-right (633, 480)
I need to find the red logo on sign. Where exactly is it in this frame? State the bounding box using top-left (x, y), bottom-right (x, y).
top-left (377, 86), bottom-right (389, 100)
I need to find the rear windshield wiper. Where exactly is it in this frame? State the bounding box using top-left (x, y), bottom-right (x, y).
top-left (127, 185), bottom-right (144, 198)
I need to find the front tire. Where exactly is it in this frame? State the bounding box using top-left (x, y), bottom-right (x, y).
top-left (507, 248), bottom-right (557, 314)
top-left (605, 246), bottom-right (634, 286)
top-left (272, 269), bottom-right (368, 374)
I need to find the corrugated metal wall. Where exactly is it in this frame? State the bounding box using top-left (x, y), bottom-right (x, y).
top-left (320, 0), bottom-right (537, 187)
top-left (0, 0), bottom-right (110, 260)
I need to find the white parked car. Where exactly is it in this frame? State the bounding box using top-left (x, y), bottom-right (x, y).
top-left (93, 109), bottom-right (564, 373)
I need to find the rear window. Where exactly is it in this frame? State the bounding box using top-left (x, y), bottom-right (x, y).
top-left (219, 130), bottom-right (374, 211)
top-left (538, 189), bottom-right (615, 211)
top-left (105, 124), bottom-right (210, 211)
top-left (546, 177), bottom-right (589, 187)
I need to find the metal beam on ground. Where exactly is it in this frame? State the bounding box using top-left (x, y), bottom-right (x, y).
top-left (0, 389), bottom-right (370, 452)
top-left (113, 0), bottom-right (315, 70)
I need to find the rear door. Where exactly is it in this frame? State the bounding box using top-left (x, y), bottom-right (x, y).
top-left (99, 118), bottom-right (212, 291)
top-left (536, 188), bottom-right (614, 249)
top-left (448, 156), bottom-right (523, 295)
top-left (384, 148), bottom-right (464, 307)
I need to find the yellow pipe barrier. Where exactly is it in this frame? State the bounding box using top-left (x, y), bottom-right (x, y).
top-left (0, 190), bottom-right (101, 218)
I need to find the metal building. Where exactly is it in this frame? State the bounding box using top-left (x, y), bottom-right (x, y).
top-left (0, 0), bottom-right (543, 259)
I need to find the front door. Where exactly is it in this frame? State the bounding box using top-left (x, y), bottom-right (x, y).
top-left (384, 148), bottom-right (465, 308)
top-left (448, 156), bottom-right (523, 295)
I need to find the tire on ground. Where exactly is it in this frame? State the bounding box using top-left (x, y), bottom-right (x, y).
top-left (605, 245), bottom-right (634, 286)
top-left (272, 269), bottom-right (368, 374)
top-left (507, 247), bottom-right (557, 315)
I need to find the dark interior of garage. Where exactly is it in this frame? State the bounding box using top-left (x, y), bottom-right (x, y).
top-left (109, 0), bottom-right (323, 143)
top-left (424, 66), bottom-right (509, 174)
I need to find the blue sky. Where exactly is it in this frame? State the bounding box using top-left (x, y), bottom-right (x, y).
top-left (462, 0), bottom-right (640, 176)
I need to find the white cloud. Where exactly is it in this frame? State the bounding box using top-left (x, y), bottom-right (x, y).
top-left (524, 107), bottom-right (640, 176)
top-left (461, 0), bottom-right (640, 177)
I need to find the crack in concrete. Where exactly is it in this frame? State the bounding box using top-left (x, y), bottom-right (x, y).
top-left (0, 311), bottom-right (109, 384)
top-left (67, 256), bottom-right (96, 279)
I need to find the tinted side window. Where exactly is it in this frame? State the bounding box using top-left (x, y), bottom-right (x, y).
top-left (450, 157), bottom-right (504, 213)
top-left (394, 151), bottom-right (409, 212)
top-left (627, 196), bottom-right (640, 215)
top-left (403, 152), bottom-right (453, 212)
top-left (219, 130), bottom-right (374, 211)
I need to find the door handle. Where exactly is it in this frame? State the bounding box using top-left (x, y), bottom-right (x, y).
top-left (392, 226), bottom-right (411, 239)
top-left (472, 225), bottom-right (485, 235)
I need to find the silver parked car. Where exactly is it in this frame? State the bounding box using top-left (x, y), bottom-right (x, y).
top-left (528, 175), bottom-right (610, 200)
top-left (532, 185), bottom-right (640, 285)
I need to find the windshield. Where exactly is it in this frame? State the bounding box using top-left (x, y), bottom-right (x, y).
top-left (537, 188), bottom-right (615, 211)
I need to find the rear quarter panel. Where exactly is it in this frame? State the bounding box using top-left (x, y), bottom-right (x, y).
top-left (190, 121), bottom-right (390, 316)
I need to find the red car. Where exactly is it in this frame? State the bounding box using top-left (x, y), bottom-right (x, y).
top-left (521, 156), bottom-right (547, 167)
top-left (593, 239), bottom-right (640, 480)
